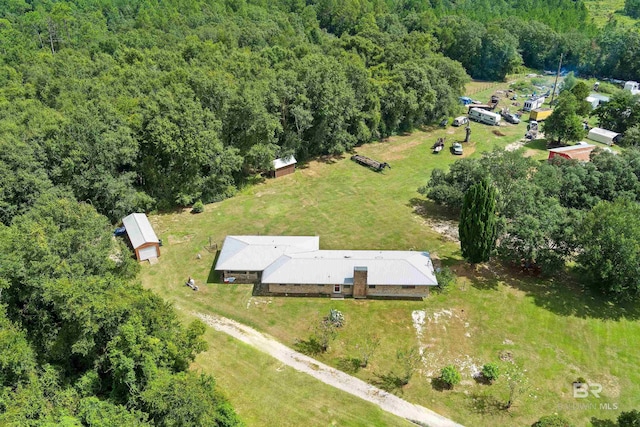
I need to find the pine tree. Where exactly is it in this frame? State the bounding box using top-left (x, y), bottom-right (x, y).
top-left (458, 178), bottom-right (498, 264)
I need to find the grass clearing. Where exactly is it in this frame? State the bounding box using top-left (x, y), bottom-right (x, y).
top-left (141, 79), bottom-right (640, 426)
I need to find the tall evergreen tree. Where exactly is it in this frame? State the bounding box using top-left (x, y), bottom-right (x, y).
top-left (458, 178), bottom-right (498, 264)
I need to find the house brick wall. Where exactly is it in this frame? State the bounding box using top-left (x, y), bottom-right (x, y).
top-left (266, 283), bottom-right (429, 298)
top-left (366, 285), bottom-right (429, 298)
top-left (223, 271), bottom-right (259, 284)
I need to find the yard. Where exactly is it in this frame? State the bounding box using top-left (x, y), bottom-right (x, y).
top-left (140, 84), bottom-right (640, 426)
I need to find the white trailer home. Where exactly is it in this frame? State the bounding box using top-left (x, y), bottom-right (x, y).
top-left (468, 108), bottom-right (501, 126)
top-left (624, 81), bottom-right (640, 95)
top-left (523, 96), bottom-right (545, 112)
top-left (587, 127), bottom-right (621, 146)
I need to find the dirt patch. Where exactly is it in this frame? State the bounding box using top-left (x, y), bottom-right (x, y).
top-left (492, 130), bottom-right (506, 137)
top-left (505, 138), bottom-right (528, 152)
top-left (499, 350), bottom-right (514, 363)
top-left (413, 205), bottom-right (460, 243)
top-left (411, 308), bottom-right (478, 378)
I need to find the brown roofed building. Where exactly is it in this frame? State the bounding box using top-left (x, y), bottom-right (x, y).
top-left (548, 143), bottom-right (596, 162)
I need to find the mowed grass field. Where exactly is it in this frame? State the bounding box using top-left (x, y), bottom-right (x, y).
top-left (140, 83), bottom-right (640, 426)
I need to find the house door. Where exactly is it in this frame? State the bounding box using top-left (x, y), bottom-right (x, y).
top-left (333, 284), bottom-right (342, 294)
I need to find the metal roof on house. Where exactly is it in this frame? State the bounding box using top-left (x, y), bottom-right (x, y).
top-left (588, 128), bottom-right (620, 139)
top-left (214, 235), bottom-right (319, 271)
top-left (273, 156), bottom-right (297, 170)
top-left (548, 144), bottom-right (596, 153)
top-left (261, 250), bottom-right (437, 286)
top-left (122, 213), bottom-right (159, 249)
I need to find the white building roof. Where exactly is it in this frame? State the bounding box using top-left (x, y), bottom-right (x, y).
top-left (588, 128), bottom-right (620, 139)
top-left (215, 235), bottom-right (319, 271)
top-left (122, 213), bottom-right (159, 249)
top-left (261, 250), bottom-right (437, 286)
top-left (548, 144), bottom-right (596, 153)
top-left (273, 156), bottom-right (297, 170)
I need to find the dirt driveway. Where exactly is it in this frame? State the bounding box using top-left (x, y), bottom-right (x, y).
top-left (196, 313), bottom-right (464, 427)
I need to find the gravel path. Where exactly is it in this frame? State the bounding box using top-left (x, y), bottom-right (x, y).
top-left (196, 313), bottom-right (464, 427)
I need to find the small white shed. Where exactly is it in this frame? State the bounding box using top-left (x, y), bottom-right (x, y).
top-left (122, 213), bottom-right (160, 261)
top-left (587, 128), bottom-right (621, 146)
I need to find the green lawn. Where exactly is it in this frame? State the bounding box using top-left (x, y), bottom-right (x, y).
top-left (140, 81), bottom-right (640, 427)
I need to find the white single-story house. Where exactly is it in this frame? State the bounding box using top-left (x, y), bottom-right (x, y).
top-left (122, 213), bottom-right (160, 261)
top-left (214, 236), bottom-right (438, 299)
top-left (587, 127), bottom-right (621, 146)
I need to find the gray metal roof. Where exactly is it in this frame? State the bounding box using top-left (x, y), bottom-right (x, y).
top-left (261, 250), bottom-right (437, 286)
top-left (588, 127), bottom-right (620, 139)
top-left (215, 236), bottom-right (319, 271)
top-left (548, 144), bottom-right (596, 153)
top-left (273, 156), bottom-right (297, 170)
top-left (122, 213), bottom-right (159, 249)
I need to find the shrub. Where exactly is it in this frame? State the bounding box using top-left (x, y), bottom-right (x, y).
top-left (191, 200), bottom-right (204, 213)
top-left (434, 267), bottom-right (456, 293)
top-left (532, 414), bottom-right (573, 427)
top-left (481, 363), bottom-right (500, 383)
top-left (337, 357), bottom-right (362, 374)
top-left (325, 309), bottom-right (344, 328)
top-left (618, 409), bottom-right (640, 427)
top-left (440, 365), bottom-right (461, 389)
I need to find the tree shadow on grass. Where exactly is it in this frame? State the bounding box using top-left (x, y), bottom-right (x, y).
top-left (206, 250), bottom-right (221, 284)
top-left (467, 392), bottom-right (507, 416)
top-left (479, 261), bottom-right (640, 321)
top-left (408, 198), bottom-right (459, 223)
top-left (430, 377), bottom-right (451, 392)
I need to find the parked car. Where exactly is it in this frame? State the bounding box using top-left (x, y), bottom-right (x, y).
top-left (503, 113), bottom-right (520, 124)
top-left (451, 143), bottom-right (463, 155)
top-left (452, 116), bottom-right (469, 127)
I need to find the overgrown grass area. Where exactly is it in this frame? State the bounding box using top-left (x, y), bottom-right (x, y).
top-left (140, 82), bottom-right (640, 426)
top-left (584, 0), bottom-right (636, 27)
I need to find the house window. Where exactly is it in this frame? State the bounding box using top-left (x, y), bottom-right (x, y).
top-left (402, 285), bottom-right (416, 289)
top-left (368, 285), bottom-right (376, 289)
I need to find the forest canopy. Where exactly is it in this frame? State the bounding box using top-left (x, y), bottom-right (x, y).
top-left (1, 0), bottom-right (629, 219)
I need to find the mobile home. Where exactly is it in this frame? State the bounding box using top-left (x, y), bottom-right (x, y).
top-left (523, 96), bottom-right (545, 112)
top-left (468, 107), bottom-right (501, 126)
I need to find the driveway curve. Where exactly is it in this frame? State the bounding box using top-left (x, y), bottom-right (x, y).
top-left (196, 313), bottom-right (464, 427)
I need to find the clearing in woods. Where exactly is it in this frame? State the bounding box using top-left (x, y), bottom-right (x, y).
top-left (141, 78), bottom-right (640, 427)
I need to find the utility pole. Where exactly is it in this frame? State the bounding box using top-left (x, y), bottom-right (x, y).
top-left (550, 52), bottom-right (563, 106)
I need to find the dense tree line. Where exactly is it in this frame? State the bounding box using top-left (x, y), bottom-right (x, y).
top-left (0, 0), bottom-right (471, 219)
top-left (2, 0), bottom-right (637, 220)
top-left (420, 148), bottom-right (640, 300)
top-left (0, 193), bottom-right (242, 425)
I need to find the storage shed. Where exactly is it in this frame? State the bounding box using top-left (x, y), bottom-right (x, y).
top-left (587, 128), bottom-right (621, 146)
top-left (548, 144), bottom-right (596, 162)
top-left (122, 213), bottom-right (160, 261)
top-left (272, 156), bottom-right (297, 178)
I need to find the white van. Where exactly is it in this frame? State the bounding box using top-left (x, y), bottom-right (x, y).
top-left (468, 108), bottom-right (501, 126)
top-left (452, 116), bottom-right (469, 127)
